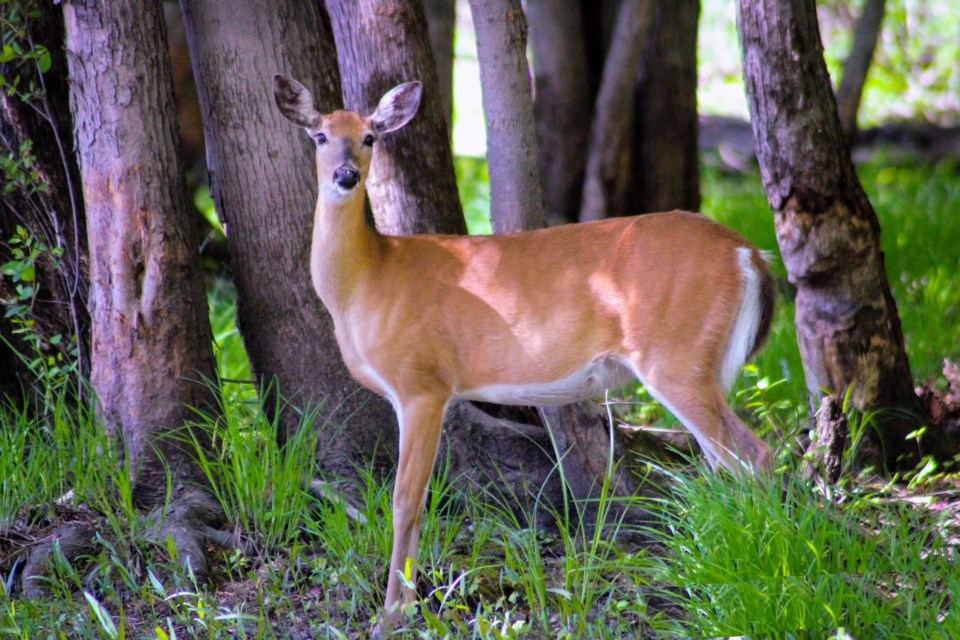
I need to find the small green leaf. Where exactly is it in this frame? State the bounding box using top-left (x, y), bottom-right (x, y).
top-left (37, 50), bottom-right (52, 73)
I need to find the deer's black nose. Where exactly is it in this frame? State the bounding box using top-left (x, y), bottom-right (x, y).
top-left (334, 166), bottom-right (360, 190)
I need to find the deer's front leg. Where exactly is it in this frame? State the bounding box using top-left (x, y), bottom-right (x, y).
top-left (376, 395), bottom-right (448, 637)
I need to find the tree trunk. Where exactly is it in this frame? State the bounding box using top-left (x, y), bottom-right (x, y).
top-left (326, 0), bottom-right (466, 236)
top-left (835, 0), bottom-right (886, 140)
top-left (178, 0), bottom-right (400, 476)
top-left (423, 0), bottom-right (456, 134)
top-left (629, 0), bottom-right (700, 213)
top-left (527, 0), bottom-right (593, 224)
top-left (64, 0), bottom-right (217, 500)
top-left (0, 3), bottom-right (88, 404)
top-left (468, 0), bottom-right (641, 506)
top-left (579, 0), bottom-right (654, 222)
top-left (736, 0), bottom-right (951, 468)
top-left (468, 0), bottom-right (545, 232)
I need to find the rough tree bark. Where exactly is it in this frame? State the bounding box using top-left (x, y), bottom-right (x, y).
top-left (0, 3), bottom-right (88, 403)
top-left (64, 0), bottom-right (218, 503)
top-left (423, 0), bottom-right (456, 134)
top-left (53, 0), bottom-right (230, 586)
top-left (736, 0), bottom-right (952, 468)
top-left (468, 0), bottom-right (545, 232)
top-left (526, 0), bottom-right (593, 224)
top-left (629, 0), bottom-right (700, 213)
top-left (835, 0), bottom-right (887, 140)
top-left (579, 0), bottom-right (654, 222)
top-left (326, 0), bottom-right (466, 236)
top-left (178, 0), bottom-right (400, 476)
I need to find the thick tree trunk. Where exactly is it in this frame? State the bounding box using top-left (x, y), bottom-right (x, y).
top-left (63, 0), bottom-right (218, 502)
top-left (579, 0), bottom-right (654, 222)
top-left (326, 0), bottom-right (465, 236)
top-left (835, 0), bottom-right (886, 140)
top-left (629, 0), bottom-right (700, 213)
top-left (0, 4), bottom-right (88, 403)
top-left (527, 0), bottom-right (593, 224)
top-left (736, 0), bottom-right (951, 468)
top-left (423, 0), bottom-right (456, 134)
top-left (178, 0), bottom-right (400, 475)
top-left (468, 0), bottom-right (545, 232)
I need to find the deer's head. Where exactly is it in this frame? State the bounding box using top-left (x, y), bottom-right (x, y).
top-left (274, 76), bottom-right (422, 200)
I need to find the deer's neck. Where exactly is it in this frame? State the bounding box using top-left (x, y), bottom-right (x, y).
top-left (310, 185), bottom-right (382, 315)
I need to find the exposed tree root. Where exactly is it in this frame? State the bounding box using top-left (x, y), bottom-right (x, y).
top-left (803, 395), bottom-right (849, 485)
top-left (20, 521), bottom-right (99, 598)
top-left (3, 486), bottom-right (249, 599)
top-left (145, 487), bottom-right (249, 579)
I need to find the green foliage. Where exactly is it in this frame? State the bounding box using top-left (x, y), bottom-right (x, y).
top-left (6, 382), bottom-right (957, 638)
top-left (700, 0), bottom-right (960, 125)
top-left (188, 395), bottom-right (323, 554)
top-left (207, 278), bottom-right (256, 405)
top-left (0, 225), bottom-right (78, 390)
top-left (824, 0), bottom-right (960, 125)
top-left (1, 1), bottom-right (81, 393)
top-left (455, 155), bottom-right (492, 235)
top-left (646, 467), bottom-right (958, 638)
top-left (0, 0), bottom-right (51, 102)
top-left (0, 139), bottom-right (46, 198)
top-left (865, 158), bottom-right (960, 382)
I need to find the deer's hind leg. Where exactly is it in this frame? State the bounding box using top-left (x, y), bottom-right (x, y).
top-left (633, 363), bottom-right (772, 475)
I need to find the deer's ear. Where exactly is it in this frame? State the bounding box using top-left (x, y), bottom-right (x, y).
top-left (370, 82), bottom-right (422, 135)
top-left (274, 75), bottom-right (322, 129)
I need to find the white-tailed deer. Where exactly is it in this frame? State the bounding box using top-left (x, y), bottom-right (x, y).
top-left (274, 75), bottom-right (776, 634)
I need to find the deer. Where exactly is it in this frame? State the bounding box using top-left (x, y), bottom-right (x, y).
top-left (273, 75), bottom-right (776, 635)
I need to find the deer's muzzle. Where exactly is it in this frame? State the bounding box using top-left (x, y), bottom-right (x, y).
top-left (334, 166), bottom-right (360, 190)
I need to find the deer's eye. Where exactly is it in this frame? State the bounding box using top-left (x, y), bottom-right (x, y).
top-left (315, 132), bottom-right (328, 145)
top-left (363, 134), bottom-right (375, 147)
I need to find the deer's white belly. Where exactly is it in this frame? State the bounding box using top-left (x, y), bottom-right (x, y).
top-left (457, 355), bottom-right (635, 406)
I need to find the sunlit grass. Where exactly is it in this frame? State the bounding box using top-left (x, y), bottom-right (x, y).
top-left (646, 466), bottom-right (959, 638)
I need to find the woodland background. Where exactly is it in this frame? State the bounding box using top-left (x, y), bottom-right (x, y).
top-left (1, 0), bottom-right (959, 637)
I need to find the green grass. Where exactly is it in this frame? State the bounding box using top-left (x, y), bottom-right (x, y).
top-left (4, 382), bottom-right (956, 637)
top-left (647, 466), bottom-right (959, 638)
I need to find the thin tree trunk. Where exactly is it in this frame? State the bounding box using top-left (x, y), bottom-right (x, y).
top-left (423, 0), bottom-right (456, 134)
top-left (527, 0), bottom-right (593, 224)
top-left (629, 0), bottom-right (700, 213)
top-left (64, 0), bottom-right (217, 502)
top-left (326, 0), bottom-right (465, 236)
top-left (835, 0), bottom-right (886, 140)
top-left (179, 0), bottom-right (400, 476)
top-left (0, 3), bottom-right (88, 403)
top-left (736, 0), bottom-right (951, 468)
top-left (579, 0), bottom-right (653, 222)
top-left (468, 0), bottom-right (545, 232)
